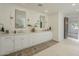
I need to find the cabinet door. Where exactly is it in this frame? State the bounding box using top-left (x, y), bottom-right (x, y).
top-left (30, 33), bottom-right (42, 46)
top-left (14, 36), bottom-right (23, 51)
top-left (30, 34), bottom-right (37, 46)
top-left (41, 32), bottom-right (53, 41)
top-left (0, 36), bottom-right (14, 55)
top-left (22, 35), bottom-right (31, 49)
top-left (30, 32), bottom-right (53, 46)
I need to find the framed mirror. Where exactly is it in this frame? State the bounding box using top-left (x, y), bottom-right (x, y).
top-left (15, 9), bottom-right (26, 28)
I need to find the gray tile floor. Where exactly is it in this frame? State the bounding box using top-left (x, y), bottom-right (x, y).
top-left (34, 38), bottom-right (79, 56)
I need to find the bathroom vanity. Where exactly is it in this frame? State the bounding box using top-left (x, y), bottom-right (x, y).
top-left (0, 31), bottom-right (53, 55)
top-left (0, 8), bottom-right (53, 56)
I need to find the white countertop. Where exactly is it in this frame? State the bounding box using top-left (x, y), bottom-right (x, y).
top-left (0, 31), bottom-right (52, 37)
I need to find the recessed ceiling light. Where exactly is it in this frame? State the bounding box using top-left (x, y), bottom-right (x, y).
top-left (72, 3), bottom-right (76, 6)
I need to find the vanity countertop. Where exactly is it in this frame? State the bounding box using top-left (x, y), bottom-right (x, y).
top-left (0, 31), bottom-right (52, 37)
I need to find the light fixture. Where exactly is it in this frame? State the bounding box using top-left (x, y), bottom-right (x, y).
top-left (72, 3), bottom-right (76, 6)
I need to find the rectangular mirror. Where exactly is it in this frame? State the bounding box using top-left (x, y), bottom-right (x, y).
top-left (15, 9), bottom-right (26, 28)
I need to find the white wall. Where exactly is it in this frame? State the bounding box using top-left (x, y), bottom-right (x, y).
top-left (0, 4), bottom-right (49, 32)
top-left (48, 13), bottom-right (59, 41)
top-left (58, 12), bottom-right (64, 41)
top-left (48, 12), bottom-right (64, 41)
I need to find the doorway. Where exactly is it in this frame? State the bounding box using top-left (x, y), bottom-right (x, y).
top-left (64, 17), bottom-right (79, 40)
top-left (64, 17), bottom-right (68, 39)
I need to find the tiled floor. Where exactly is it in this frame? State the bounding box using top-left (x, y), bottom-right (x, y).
top-left (7, 39), bottom-right (57, 56)
top-left (34, 38), bottom-right (79, 56)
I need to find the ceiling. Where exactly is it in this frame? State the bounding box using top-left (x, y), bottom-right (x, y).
top-left (17, 3), bottom-right (79, 17)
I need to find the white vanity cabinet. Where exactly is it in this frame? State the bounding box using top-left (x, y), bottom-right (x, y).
top-left (14, 35), bottom-right (23, 51)
top-left (29, 32), bottom-right (51, 46)
top-left (22, 35), bottom-right (31, 49)
top-left (30, 33), bottom-right (40, 46)
top-left (0, 31), bottom-right (53, 55)
top-left (40, 32), bottom-right (53, 42)
top-left (0, 36), bottom-right (14, 55)
top-left (14, 35), bottom-right (31, 51)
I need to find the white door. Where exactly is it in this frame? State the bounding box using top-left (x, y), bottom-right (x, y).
top-left (0, 36), bottom-right (14, 55)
